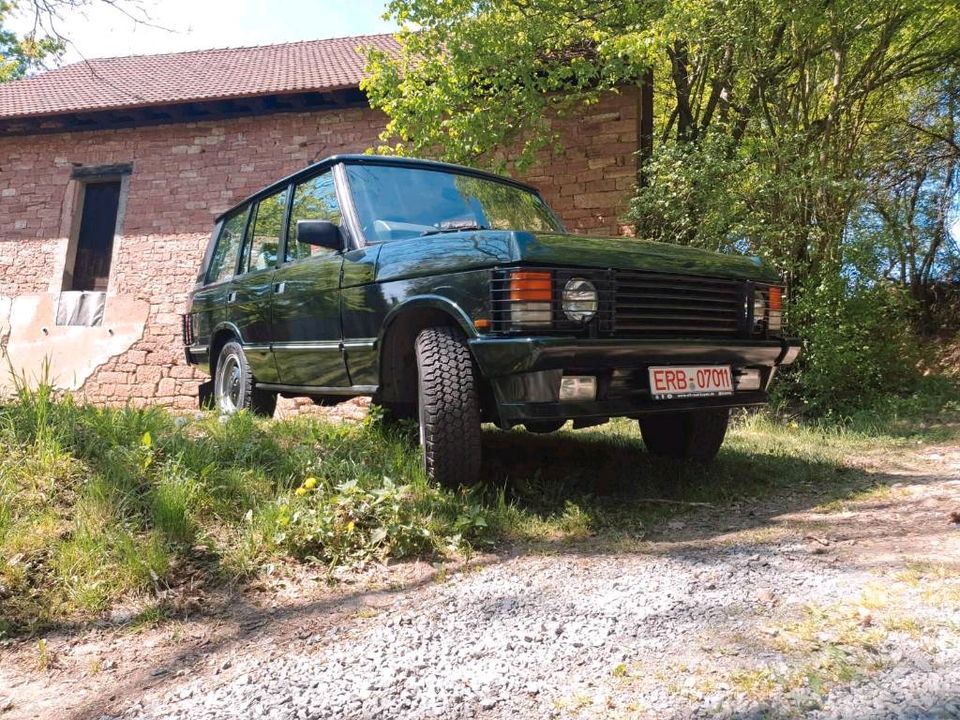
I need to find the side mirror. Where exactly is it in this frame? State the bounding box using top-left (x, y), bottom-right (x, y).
top-left (296, 220), bottom-right (342, 251)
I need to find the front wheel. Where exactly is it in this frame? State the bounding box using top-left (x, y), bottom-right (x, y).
top-left (213, 341), bottom-right (277, 417)
top-left (638, 409), bottom-right (730, 461)
top-left (415, 327), bottom-right (482, 487)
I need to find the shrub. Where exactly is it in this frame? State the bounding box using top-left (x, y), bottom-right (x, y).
top-left (776, 278), bottom-right (925, 417)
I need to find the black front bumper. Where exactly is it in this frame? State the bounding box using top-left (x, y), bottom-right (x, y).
top-left (468, 336), bottom-right (800, 426)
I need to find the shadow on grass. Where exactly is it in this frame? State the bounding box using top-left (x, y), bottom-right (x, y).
top-left (472, 411), bottom-right (954, 550)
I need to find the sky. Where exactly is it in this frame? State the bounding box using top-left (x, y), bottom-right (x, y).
top-left (10, 0), bottom-right (400, 64)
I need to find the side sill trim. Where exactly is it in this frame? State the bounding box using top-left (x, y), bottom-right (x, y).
top-left (255, 383), bottom-right (378, 396)
top-left (271, 342), bottom-right (341, 352)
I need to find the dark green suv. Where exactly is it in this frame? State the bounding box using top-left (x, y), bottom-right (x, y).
top-left (184, 155), bottom-right (800, 486)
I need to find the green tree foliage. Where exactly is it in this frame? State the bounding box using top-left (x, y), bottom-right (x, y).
top-left (0, 1), bottom-right (61, 80)
top-left (365, 0), bottom-right (960, 415)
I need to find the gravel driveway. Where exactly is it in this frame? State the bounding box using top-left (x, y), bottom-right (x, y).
top-left (93, 446), bottom-right (960, 720)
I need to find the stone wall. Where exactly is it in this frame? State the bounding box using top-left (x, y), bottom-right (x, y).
top-left (0, 90), bottom-right (639, 407)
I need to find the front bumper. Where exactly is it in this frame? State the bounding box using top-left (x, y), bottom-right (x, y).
top-left (467, 335), bottom-right (801, 426)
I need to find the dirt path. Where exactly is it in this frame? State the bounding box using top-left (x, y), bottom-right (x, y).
top-left (2, 442), bottom-right (958, 720)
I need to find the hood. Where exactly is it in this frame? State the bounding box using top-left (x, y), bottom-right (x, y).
top-left (374, 230), bottom-right (777, 283)
top-left (515, 232), bottom-right (777, 282)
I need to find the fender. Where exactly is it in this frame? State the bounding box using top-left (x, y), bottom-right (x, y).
top-left (377, 295), bottom-right (479, 348)
top-left (210, 320), bottom-right (246, 346)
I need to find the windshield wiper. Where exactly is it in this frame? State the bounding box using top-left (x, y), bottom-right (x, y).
top-left (419, 224), bottom-right (490, 237)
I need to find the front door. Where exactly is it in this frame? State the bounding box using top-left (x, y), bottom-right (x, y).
top-left (271, 170), bottom-right (349, 387)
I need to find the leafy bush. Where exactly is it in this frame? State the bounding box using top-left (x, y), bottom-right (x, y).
top-left (776, 278), bottom-right (925, 417)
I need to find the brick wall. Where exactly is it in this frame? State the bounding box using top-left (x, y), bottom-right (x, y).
top-left (0, 90), bottom-right (638, 407)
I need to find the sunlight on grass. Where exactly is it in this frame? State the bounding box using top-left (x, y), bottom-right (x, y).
top-left (0, 377), bottom-right (957, 634)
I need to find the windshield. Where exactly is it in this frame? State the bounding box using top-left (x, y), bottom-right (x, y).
top-left (344, 164), bottom-right (563, 243)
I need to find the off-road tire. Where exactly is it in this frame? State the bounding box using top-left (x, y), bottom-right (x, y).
top-left (524, 420), bottom-right (567, 434)
top-left (638, 408), bottom-right (729, 461)
top-left (214, 341), bottom-right (277, 417)
top-left (415, 327), bottom-right (482, 487)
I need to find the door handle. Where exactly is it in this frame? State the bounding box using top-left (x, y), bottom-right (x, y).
top-left (273, 282), bottom-right (286, 295)
top-left (226, 291), bottom-right (237, 304)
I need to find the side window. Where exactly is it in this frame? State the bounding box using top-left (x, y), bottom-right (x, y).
top-left (206, 210), bottom-right (247, 284)
top-left (241, 187), bottom-right (288, 274)
top-left (286, 172), bottom-right (342, 261)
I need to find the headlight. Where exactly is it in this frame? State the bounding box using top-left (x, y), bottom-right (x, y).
top-left (562, 278), bottom-right (598, 322)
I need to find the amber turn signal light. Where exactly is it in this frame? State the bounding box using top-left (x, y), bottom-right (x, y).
top-left (769, 286), bottom-right (783, 311)
top-left (509, 271), bottom-right (552, 302)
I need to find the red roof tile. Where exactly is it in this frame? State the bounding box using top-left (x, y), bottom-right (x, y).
top-left (0, 33), bottom-right (399, 119)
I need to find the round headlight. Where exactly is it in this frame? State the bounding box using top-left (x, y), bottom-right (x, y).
top-left (562, 278), bottom-right (598, 322)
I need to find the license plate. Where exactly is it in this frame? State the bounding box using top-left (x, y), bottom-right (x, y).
top-left (648, 366), bottom-right (734, 399)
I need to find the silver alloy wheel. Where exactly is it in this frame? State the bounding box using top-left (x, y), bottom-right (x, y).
top-left (215, 352), bottom-right (243, 414)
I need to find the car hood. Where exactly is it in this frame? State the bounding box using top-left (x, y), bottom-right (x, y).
top-left (373, 230), bottom-right (777, 283)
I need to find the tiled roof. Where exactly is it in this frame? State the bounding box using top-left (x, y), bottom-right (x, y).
top-left (0, 33), bottom-right (399, 119)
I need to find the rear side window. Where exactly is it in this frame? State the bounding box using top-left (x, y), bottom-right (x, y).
top-left (286, 172), bottom-right (341, 261)
top-left (241, 188), bottom-right (288, 274)
top-left (206, 210), bottom-right (247, 284)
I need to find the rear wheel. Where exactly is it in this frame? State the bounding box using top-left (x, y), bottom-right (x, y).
top-left (415, 327), bottom-right (482, 487)
top-left (638, 409), bottom-right (729, 461)
top-left (213, 341), bottom-right (277, 417)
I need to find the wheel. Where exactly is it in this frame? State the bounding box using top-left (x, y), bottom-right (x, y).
top-left (213, 341), bottom-right (277, 417)
top-left (415, 326), bottom-right (482, 487)
top-left (638, 409), bottom-right (730, 461)
top-left (524, 420), bottom-right (566, 434)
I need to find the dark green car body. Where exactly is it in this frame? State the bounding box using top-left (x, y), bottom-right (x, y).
top-left (184, 155), bottom-right (800, 428)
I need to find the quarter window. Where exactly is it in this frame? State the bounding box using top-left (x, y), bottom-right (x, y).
top-left (206, 210), bottom-right (247, 284)
top-left (241, 188), bottom-right (288, 273)
top-left (286, 172), bottom-right (342, 261)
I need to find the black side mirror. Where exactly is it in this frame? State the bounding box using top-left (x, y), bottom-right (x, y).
top-left (296, 220), bottom-right (342, 251)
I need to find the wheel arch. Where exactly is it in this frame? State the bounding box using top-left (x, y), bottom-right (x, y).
top-left (376, 296), bottom-right (477, 406)
top-left (208, 322), bottom-right (243, 375)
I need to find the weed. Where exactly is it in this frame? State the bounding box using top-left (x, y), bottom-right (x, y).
top-left (35, 638), bottom-right (51, 671)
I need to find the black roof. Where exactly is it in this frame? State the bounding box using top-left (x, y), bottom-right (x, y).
top-left (216, 154), bottom-right (541, 222)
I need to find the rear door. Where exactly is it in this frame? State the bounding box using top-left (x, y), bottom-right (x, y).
top-left (191, 209), bottom-right (248, 363)
top-left (270, 170), bottom-right (349, 387)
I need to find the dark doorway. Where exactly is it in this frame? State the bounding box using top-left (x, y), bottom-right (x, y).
top-left (69, 181), bottom-right (121, 291)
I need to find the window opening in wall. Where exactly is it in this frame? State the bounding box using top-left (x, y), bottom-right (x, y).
top-left (67, 181), bottom-right (121, 292)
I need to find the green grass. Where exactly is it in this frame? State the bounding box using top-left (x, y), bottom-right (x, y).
top-left (0, 377), bottom-right (957, 636)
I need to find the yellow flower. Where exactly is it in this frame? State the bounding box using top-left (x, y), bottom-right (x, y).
top-left (303, 477), bottom-right (318, 490)
top-left (295, 487), bottom-right (307, 497)
top-left (346, 520), bottom-right (355, 533)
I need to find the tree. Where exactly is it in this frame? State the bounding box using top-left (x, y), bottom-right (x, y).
top-left (364, 0), bottom-right (960, 413)
top-left (364, 0), bottom-right (960, 284)
top-left (1, 0), bottom-right (149, 81)
top-left (0, 0), bottom-right (61, 80)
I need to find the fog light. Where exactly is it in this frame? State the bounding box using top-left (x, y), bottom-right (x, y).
top-left (559, 375), bottom-right (596, 401)
top-left (735, 368), bottom-right (762, 391)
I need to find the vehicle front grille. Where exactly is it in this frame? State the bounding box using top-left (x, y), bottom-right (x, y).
top-left (612, 270), bottom-right (746, 338)
top-left (489, 266), bottom-right (757, 339)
